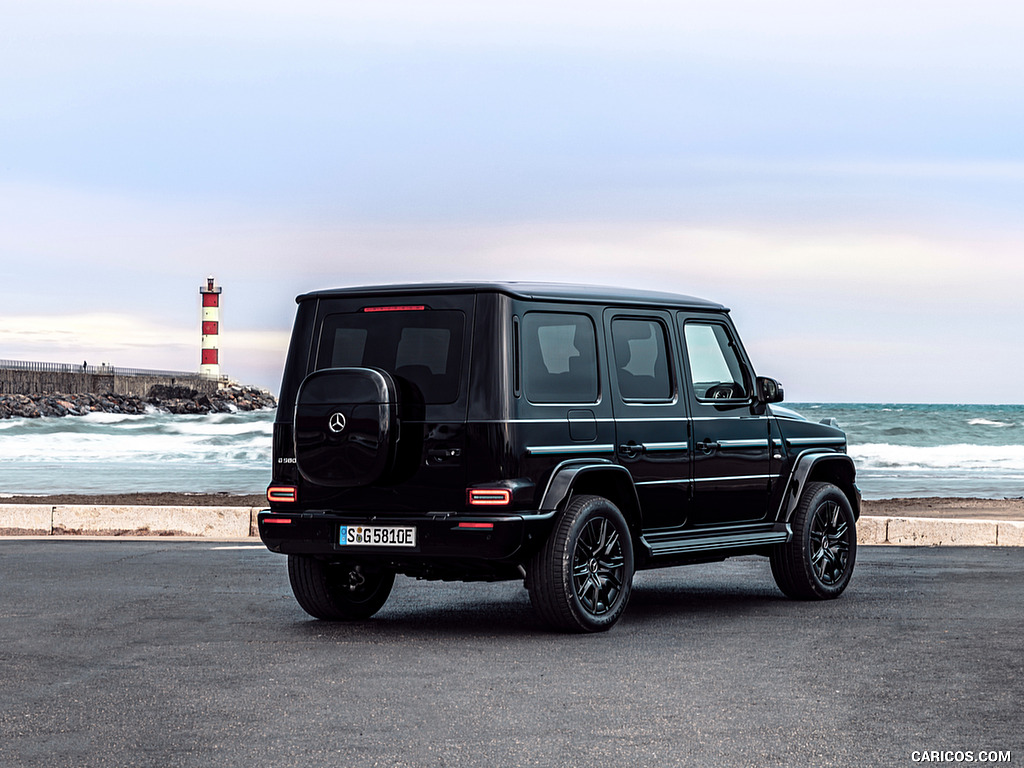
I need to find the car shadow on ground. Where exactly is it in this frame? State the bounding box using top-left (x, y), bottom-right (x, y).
top-left (625, 578), bottom-right (788, 624)
top-left (281, 564), bottom-right (797, 639)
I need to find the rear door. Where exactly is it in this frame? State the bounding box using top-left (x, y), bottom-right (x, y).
top-left (678, 314), bottom-right (772, 526)
top-left (302, 292), bottom-right (475, 511)
top-left (605, 309), bottom-right (691, 531)
top-left (514, 305), bottom-right (617, 482)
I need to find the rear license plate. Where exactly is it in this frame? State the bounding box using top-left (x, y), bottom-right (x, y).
top-left (339, 525), bottom-right (417, 548)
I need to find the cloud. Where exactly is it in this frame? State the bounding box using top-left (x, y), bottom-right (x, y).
top-left (0, 312), bottom-right (288, 375)
top-left (4, 0), bottom-right (1022, 403)
top-left (1, 207), bottom-right (1022, 399)
top-left (0, 313), bottom-right (190, 351)
top-left (4, 178), bottom-right (1022, 308)
top-left (7, 1), bottom-right (1022, 102)
top-left (315, 220), bottom-right (1022, 306)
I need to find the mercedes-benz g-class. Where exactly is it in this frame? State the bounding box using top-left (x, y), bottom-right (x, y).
top-left (259, 282), bottom-right (859, 632)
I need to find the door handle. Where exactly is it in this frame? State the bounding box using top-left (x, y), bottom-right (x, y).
top-left (618, 443), bottom-right (642, 459)
top-left (698, 439), bottom-right (720, 455)
top-left (428, 448), bottom-right (462, 464)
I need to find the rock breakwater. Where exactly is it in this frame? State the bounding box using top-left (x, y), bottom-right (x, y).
top-left (0, 384), bottom-right (276, 419)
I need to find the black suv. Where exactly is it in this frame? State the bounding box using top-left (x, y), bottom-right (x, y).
top-left (259, 282), bottom-right (859, 632)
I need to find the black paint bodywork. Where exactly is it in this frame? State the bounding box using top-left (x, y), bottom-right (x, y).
top-left (259, 282), bottom-right (860, 581)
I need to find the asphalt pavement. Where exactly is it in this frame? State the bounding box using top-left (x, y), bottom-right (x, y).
top-left (1, 542), bottom-right (1021, 768)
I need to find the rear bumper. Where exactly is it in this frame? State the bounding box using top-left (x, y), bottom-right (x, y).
top-left (258, 509), bottom-right (549, 562)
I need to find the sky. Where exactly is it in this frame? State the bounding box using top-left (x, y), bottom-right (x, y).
top-left (2, 0), bottom-right (1023, 402)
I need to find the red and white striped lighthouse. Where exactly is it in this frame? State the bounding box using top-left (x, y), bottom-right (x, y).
top-left (199, 276), bottom-right (222, 379)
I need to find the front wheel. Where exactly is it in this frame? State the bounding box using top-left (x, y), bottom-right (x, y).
top-left (288, 556), bottom-right (395, 620)
top-left (527, 495), bottom-right (634, 633)
top-left (771, 481), bottom-right (857, 600)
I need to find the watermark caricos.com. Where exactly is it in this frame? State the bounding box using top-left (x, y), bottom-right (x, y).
top-left (911, 751), bottom-right (1012, 763)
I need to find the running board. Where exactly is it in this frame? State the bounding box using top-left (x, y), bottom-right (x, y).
top-left (641, 524), bottom-right (791, 558)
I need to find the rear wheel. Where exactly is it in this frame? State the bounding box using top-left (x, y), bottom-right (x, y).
top-left (527, 495), bottom-right (634, 633)
top-left (771, 481), bottom-right (856, 600)
top-left (288, 556), bottom-right (395, 620)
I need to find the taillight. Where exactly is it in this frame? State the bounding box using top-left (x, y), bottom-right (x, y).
top-left (467, 489), bottom-right (512, 506)
top-left (267, 485), bottom-right (298, 503)
top-left (457, 521), bottom-right (495, 530)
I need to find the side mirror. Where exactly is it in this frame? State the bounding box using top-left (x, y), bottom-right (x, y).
top-left (756, 376), bottom-right (785, 405)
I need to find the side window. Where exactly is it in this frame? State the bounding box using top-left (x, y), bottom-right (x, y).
top-left (683, 322), bottom-right (750, 401)
top-left (522, 313), bottom-right (599, 404)
top-left (610, 318), bottom-right (673, 401)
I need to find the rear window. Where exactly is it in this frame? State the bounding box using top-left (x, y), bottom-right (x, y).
top-left (318, 309), bottom-right (465, 403)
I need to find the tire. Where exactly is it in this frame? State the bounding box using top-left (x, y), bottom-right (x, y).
top-left (771, 481), bottom-right (856, 600)
top-left (287, 555), bottom-right (395, 620)
top-left (527, 495), bottom-right (634, 633)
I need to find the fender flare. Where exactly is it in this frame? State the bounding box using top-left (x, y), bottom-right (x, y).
top-left (776, 451), bottom-right (860, 523)
top-left (538, 460), bottom-right (642, 526)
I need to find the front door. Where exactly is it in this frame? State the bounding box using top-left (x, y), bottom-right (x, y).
top-left (679, 316), bottom-right (772, 526)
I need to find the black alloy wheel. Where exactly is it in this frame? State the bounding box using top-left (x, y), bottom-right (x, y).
top-left (808, 495), bottom-right (853, 587)
top-left (571, 515), bottom-right (628, 616)
top-left (528, 494), bottom-right (635, 632)
top-left (771, 481), bottom-right (857, 600)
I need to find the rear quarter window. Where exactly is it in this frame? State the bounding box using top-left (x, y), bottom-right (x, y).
top-left (521, 312), bottom-right (599, 404)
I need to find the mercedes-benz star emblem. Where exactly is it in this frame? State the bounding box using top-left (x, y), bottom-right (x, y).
top-left (328, 412), bottom-right (347, 433)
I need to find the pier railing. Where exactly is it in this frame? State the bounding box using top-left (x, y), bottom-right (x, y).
top-left (0, 359), bottom-right (222, 381)
top-left (0, 359), bottom-right (228, 397)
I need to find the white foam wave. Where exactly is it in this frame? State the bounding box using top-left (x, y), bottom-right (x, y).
top-left (0, 410), bottom-right (273, 465)
top-left (79, 411), bottom-right (150, 424)
top-left (967, 418), bottom-right (1014, 428)
top-left (164, 419), bottom-right (274, 437)
top-left (0, 432), bottom-right (271, 464)
top-left (851, 442), bottom-right (1024, 472)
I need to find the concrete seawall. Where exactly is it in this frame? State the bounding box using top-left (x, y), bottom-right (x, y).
top-left (0, 505), bottom-right (262, 538)
top-left (2, 505), bottom-right (1023, 545)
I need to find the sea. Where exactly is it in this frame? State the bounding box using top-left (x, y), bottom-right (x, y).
top-left (0, 409), bottom-right (276, 497)
top-left (1, 403), bottom-right (1023, 499)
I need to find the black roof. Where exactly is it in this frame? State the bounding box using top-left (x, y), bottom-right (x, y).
top-left (297, 282), bottom-right (727, 311)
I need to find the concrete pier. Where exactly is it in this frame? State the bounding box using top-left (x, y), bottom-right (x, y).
top-left (0, 360), bottom-right (221, 398)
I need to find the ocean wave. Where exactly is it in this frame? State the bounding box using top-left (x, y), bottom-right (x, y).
top-left (851, 442), bottom-right (1024, 472)
top-left (5, 402), bottom-right (1024, 496)
top-left (81, 410), bottom-right (152, 423)
top-left (880, 426), bottom-right (928, 437)
top-left (799, 403), bottom-right (1024, 451)
top-left (163, 419), bottom-right (274, 438)
top-left (967, 418), bottom-right (1015, 428)
top-left (0, 437), bottom-right (272, 464)
top-left (0, 409), bottom-right (274, 466)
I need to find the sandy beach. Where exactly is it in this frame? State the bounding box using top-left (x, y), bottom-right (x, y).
top-left (2, 494), bottom-right (1023, 521)
top-left (861, 497), bottom-right (1024, 521)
